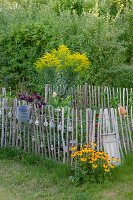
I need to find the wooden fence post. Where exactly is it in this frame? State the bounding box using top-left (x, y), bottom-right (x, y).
top-left (12, 99), bottom-right (17, 147)
top-left (1, 98), bottom-right (5, 147)
top-left (61, 108), bottom-right (66, 163)
top-left (45, 84), bottom-right (49, 102)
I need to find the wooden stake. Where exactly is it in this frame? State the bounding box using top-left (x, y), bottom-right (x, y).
top-left (80, 109), bottom-right (83, 149)
top-left (1, 98), bottom-right (5, 147)
top-left (52, 107), bottom-right (57, 160)
top-left (61, 108), bottom-right (66, 163)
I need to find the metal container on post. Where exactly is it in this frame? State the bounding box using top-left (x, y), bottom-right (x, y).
top-left (16, 105), bottom-right (30, 122)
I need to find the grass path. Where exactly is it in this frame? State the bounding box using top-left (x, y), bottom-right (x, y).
top-left (0, 154), bottom-right (133, 200)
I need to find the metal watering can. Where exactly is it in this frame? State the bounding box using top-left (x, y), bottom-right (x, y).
top-left (16, 105), bottom-right (30, 122)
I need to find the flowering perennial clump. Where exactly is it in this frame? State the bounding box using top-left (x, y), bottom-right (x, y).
top-left (70, 143), bottom-right (119, 183)
top-left (18, 93), bottom-right (47, 108)
top-left (35, 45), bottom-right (90, 73)
top-left (34, 45), bottom-right (90, 85)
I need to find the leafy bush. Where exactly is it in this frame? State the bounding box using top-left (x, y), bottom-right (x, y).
top-left (0, 0), bottom-right (132, 91)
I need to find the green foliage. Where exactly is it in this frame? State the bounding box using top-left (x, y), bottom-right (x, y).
top-left (0, 0), bottom-right (132, 91)
top-left (104, 65), bottom-right (133, 88)
top-left (49, 92), bottom-right (71, 109)
top-left (109, 96), bottom-right (120, 108)
top-left (0, 147), bottom-right (44, 165)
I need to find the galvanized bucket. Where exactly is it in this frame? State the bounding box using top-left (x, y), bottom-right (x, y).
top-left (16, 105), bottom-right (30, 122)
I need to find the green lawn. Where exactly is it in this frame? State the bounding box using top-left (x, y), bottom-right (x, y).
top-left (0, 151), bottom-right (133, 200)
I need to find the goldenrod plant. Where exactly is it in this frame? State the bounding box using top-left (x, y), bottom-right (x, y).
top-left (35, 45), bottom-right (90, 87)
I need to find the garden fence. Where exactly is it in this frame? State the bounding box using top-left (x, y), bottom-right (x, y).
top-left (41, 84), bottom-right (133, 110)
top-left (1, 84), bottom-right (133, 110)
top-left (0, 95), bottom-right (133, 164)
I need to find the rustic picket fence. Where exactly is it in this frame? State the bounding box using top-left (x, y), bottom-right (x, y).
top-left (0, 96), bottom-right (133, 164)
top-left (43, 84), bottom-right (133, 110)
top-left (1, 84), bottom-right (133, 110)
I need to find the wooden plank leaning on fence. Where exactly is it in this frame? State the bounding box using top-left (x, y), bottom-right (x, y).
top-left (88, 109), bottom-right (92, 144)
top-left (86, 109), bottom-right (89, 145)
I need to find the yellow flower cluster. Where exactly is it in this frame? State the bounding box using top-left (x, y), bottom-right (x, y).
top-left (71, 143), bottom-right (119, 172)
top-left (35, 45), bottom-right (90, 74)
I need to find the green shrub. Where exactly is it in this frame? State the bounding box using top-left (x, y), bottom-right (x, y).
top-left (0, 0), bottom-right (132, 90)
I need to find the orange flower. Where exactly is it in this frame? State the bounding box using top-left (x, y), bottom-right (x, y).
top-left (104, 153), bottom-right (109, 158)
top-left (70, 147), bottom-right (76, 151)
top-left (80, 157), bottom-right (87, 162)
top-left (92, 164), bottom-right (98, 168)
top-left (110, 164), bottom-right (115, 169)
top-left (91, 142), bottom-right (97, 146)
top-left (115, 158), bottom-right (119, 162)
top-left (103, 164), bottom-right (108, 168)
top-left (111, 157), bottom-right (115, 161)
top-left (105, 169), bottom-right (110, 172)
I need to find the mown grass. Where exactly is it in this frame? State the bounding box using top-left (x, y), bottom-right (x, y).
top-left (0, 147), bottom-right (133, 200)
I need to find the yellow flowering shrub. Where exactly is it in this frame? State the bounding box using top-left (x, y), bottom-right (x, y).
top-left (35, 45), bottom-right (90, 86)
top-left (70, 143), bottom-right (119, 184)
